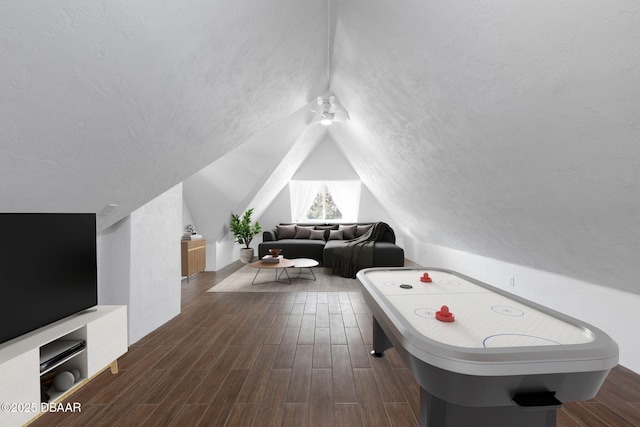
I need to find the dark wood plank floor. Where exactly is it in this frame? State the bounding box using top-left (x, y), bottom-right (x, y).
top-left (33, 262), bottom-right (640, 426)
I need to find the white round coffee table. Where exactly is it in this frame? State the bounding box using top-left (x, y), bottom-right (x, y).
top-left (289, 258), bottom-right (319, 280)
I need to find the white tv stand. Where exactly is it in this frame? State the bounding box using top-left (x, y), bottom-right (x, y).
top-left (0, 306), bottom-right (127, 426)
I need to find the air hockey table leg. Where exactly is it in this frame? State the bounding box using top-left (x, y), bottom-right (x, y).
top-left (420, 387), bottom-right (559, 427)
top-left (371, 317), bottom-right (393, 357)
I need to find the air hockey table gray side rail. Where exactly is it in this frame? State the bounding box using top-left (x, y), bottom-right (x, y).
top-left (356, 267), bottom-right (619, 409)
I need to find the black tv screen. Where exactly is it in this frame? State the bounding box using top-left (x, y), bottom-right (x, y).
top-left (0, 213), bottom-right (98, 345)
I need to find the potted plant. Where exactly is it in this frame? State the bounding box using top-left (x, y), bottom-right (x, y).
top-left (230, 208), bottom-right (262, 264)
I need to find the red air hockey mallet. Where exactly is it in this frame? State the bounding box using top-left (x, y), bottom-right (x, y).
top-left (435, 305), bottom-right (455, 322)
top-left (420, 272), bottom-right (432, 282)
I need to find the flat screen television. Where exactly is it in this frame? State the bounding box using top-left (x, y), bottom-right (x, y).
top-left (0, 213), bottom-right (98, 345)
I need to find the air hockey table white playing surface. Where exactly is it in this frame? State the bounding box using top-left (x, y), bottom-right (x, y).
top-left (372, 269), bottom-right (593, 348)
top-left (357, 267), bottom-right (618, 377)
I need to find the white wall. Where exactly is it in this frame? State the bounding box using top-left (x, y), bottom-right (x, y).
top-left (128, 184), bottom-right (182, 343)
top-left (98, 184), bottom-right (182, 344)
top-left (292, 136), bottom-right (359, 180)
top-left (97, 217), bottom-right (131, 308)
top-left (358, 184), bottom-right (397, 224)
top-left (403, 237), bottom-right (640, 374)
top-left (258, 185), bottom-right (292, 231)
top-left (182, 197), bottom-right (195, 236)
top-left (258, 135), bottom-right (401, 232)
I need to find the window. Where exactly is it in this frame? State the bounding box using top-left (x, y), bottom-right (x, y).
top-left (307, 184), bottom-right (342, 220)
top-left (289, 180), bottom-right (361, 222)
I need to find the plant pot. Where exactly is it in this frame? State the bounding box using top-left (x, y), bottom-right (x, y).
top-left (239, 248), bottom-right (254, 264)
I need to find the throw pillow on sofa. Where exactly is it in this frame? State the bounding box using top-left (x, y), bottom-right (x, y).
top-left (309, 230), bottom-right (325, 240)
top-left (315, 224), bottom-right (338, 240)
top-left (328, 229), bottom-right (344, 240)
top-left (338, 224), bottom-right (357, 240)
top-left (294, 225), bottom-right (314, 239)
top-left (277, 224), bottom-right (296, 239)
top-left (355, 224), bottom-right (373, 237)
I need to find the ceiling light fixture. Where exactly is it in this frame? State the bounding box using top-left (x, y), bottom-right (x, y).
top-left (320, 113), bottom-right (334, 126)
top-left (312, 96), bottom-right (349, 126)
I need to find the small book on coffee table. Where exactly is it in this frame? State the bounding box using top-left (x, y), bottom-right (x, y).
top-left (261, 255), bottom-right (282, 263)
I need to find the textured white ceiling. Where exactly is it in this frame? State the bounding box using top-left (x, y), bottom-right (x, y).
top-left (329, 0), bottom-right (640, 293)
top-left (0, 0), bottom-right (327, 229)
top-left (1, 1), bottom-right (639, 294)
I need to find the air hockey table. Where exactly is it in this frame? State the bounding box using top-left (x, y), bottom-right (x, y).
top-left (356, 267), bottom-right (619, 427)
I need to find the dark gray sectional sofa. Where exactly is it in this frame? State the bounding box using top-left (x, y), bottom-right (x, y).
top-left (258, 222), bottom-right (404, 268)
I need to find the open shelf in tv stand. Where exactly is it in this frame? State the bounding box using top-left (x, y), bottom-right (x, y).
top-left (0, 305), bottom-right (127, 426)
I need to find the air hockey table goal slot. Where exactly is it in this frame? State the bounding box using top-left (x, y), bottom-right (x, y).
top-left (512, 391), bottom-right (562, 410)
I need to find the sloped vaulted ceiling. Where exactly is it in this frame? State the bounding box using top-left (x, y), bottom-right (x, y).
top-left (329, 0), bottom-right (640, 294)
top-left (1, 1), bottom-right (639, 295)
top-left (0, 0), bottom-right (328, 229)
